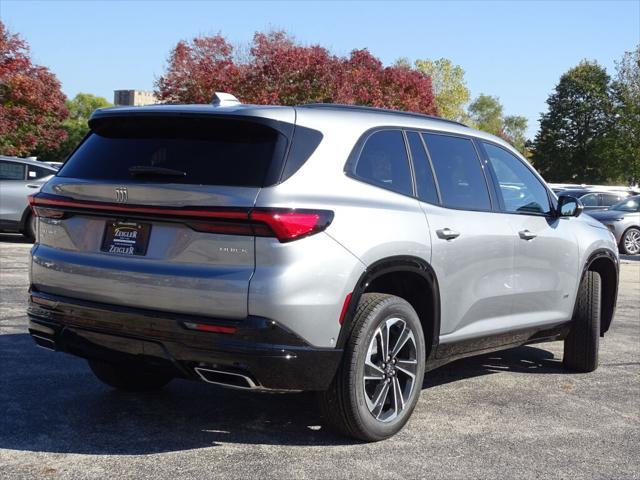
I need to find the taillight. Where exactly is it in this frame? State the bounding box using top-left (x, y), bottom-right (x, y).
top-left (250, 209), bottom-right (334, 242)
top-left (28, 193), bottom-right (333, 242)
top-left (29, 194), bottom-right (65, 219)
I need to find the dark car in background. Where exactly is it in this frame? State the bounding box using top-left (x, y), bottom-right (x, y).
top-left (557, 189), bottom-right (632, 211)
top-left (588, 196), bottom-right (640, 255)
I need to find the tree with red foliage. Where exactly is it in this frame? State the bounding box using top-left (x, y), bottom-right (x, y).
top-left (155, 34), bottom-right (241, 104)
top-left (156, 31), bottom-right (437, 115)
top-left (0, 21), bottom-right (67, 157)
top-left (242, 31), bottom-right (340, 105)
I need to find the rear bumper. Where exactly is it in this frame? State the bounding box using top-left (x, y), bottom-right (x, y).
top-left (27, 289), bottom-right (342, 392)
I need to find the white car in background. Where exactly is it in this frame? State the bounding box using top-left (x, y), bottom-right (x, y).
top-left (0, 156), bottom-right (58, 240)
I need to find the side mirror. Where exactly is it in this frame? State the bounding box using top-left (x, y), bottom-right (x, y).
top-left (557, 195), bottom-right (583, 217)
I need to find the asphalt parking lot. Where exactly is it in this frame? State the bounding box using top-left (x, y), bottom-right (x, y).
top-left (0, 234), bottom-right (638, 479)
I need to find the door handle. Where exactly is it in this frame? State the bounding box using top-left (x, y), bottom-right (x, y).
top-left (26, 184), bottom-right (40, 189)
top-left (518, 229), bottom-right (537, 240)
top-left (436, 228), bottom-right (460, 240)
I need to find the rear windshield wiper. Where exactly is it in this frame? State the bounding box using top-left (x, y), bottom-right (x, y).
top-left (128, 166), bottom-right (187, 178)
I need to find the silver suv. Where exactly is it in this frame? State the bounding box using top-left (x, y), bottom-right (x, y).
top-left (27, 97), bottom-right (619, 441)
top-left (0, 156), bottom-right (58, 240)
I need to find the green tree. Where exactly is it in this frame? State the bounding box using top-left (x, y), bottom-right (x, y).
top-left (503, 115), bottom-right (528, 154)
top-left (610, 45), bottom-right (640, 185)
top-left (532, 61), bottom-right (614, 183)
top-left (37, 93), bottom-right (111, 161)
top-left (468, 94), bottom-right (503, 134)
top-left (467, 94), bottom-right (529, 155)
top-left (415, 58), bottom-right (470, 122)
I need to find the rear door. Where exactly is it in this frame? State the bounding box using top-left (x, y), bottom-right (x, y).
top-left (480, 141), bottom-right (580, 326)
top-left (0, 159), bottom-right (29, 224)
top-left (31, 113), bottom-right (293, 319)
top-left (411, 132), bottom-right (517, 344)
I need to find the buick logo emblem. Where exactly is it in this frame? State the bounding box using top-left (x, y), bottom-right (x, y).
top-left (115, 187), bottom-right (128, 203)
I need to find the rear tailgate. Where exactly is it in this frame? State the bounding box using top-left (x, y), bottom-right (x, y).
top-left (30, 111), bottom-right (293, 319)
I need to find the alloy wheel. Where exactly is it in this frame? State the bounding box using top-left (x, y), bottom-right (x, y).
top-left (624, 229), bottom-right (640, 255)
top-left (363, 317), bottom-right (418, 423)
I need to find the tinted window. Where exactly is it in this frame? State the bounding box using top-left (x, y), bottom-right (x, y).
top-left (354, 130), bottom-right (413, 196)
top-left (27, 165), bottom-right (56, 180)
top-left (406, 131), bottom-right (439, 204)
top-left (580, 193), bottom-right (599, 207)
top-left (612, 197), bottom-right (640, 212)
top-left (0, 161), bottom-right (25, 180)
top-left (423, 134), bottom-right (490, 210)
top-left (483, 143), bottom-right (551, 215)
top-left (58, 117), bottom-right (287, 187)
top-left (601, 193), bottom-right (625, 206)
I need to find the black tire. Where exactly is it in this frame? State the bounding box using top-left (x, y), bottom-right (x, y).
top-left (620, 227), bottom-right (640, 255)
top-left (320, 293), bottom-right (426, 441)
top-left (22, 213), bottom-right (36, 242)
top-left (563, 271), bottom-right (601, 373)
top-left (88, 359), bottom-right (173, 391)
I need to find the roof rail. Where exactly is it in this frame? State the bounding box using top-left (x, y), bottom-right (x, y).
top-left (299, 103), bottom-right (467, 127)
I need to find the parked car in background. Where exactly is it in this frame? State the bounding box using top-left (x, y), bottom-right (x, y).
top-left (0, 156), bottom-right (58, 240)
top-left (43, 161), bottom-right (65, 169)
top-left (588, 195), bottom-right (640, 255)
top-left (549, 183), bottom-right (640, 196)
top-left (556, 188), bottom-right (632, 211)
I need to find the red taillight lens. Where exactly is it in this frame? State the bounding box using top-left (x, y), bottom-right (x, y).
top-left (183, 321), bottom-right (237, 334)
top-left (339, 292), bottom-right (353, 325)
top-left (28, 193), bottom-right (334, 242)
top-left (29, 194), bottom-right (66, 219)
top-left (250, 209), bottom-right (334, 242)
top-left (188, 222), bottom-right (255, 236)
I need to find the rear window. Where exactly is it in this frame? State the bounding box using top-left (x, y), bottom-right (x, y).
top-left (58, 116), bottom-right (288, 187)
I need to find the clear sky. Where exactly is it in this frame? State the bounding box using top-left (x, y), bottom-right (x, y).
top-left (1, 0), bottom-right (638, 138)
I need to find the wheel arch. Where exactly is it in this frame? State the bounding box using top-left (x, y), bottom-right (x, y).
top-left (583, 249), bottom-right (619, 336)
top-left (18, 205), bottom-right (32, 233)
top-left (337, 255), bottom-right (441, 359)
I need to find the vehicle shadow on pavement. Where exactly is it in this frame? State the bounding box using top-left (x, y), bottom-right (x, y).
top-left (423, 346), bottom-right (567, 389)
top-left (0, 333), bottom-right (566, 454)
top-left (0, 234), bottom-right (31, 244)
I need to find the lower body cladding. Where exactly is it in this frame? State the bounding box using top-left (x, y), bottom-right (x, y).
top-left (27, 289), bottom-right (343, 392)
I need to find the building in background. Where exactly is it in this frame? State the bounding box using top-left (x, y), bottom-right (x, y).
top-left (113, 90), bottom-right (159, 106)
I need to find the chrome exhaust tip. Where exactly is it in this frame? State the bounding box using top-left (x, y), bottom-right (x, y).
top-left (194, 367), bottom-right (258, 390)
top-left (31, 334), bottom-right (56, 351)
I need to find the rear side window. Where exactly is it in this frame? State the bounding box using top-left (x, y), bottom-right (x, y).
top-left (406, 131), bottom-right (439, 204)
top-left (580, 193), bottom-right (599, 207)
top-left (354, 130), bottom-right (413, 196)
top-left (601, 193), bottom-right (625, 207)
top-left (27, 165), bottom-right (56, 180)
top-left (58, 117), bottom-right (288, 187)
top-left (422, 133), bottom-right (491, 210)
top-left (483, 142), bottom-right (551, 215)
top-left (0, 161), bottom-right (25, 180)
